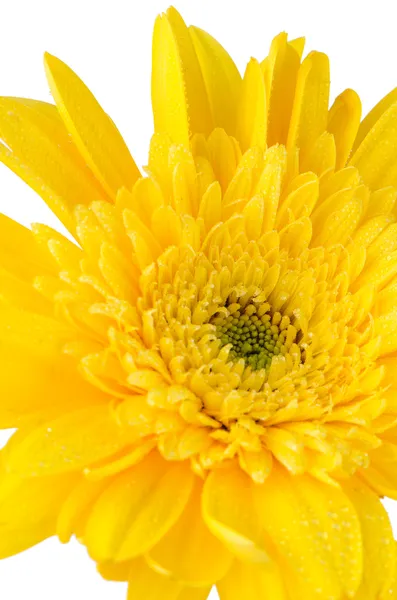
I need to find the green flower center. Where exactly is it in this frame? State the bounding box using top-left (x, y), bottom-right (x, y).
top-left (211, 301), bottom-right (297, 370)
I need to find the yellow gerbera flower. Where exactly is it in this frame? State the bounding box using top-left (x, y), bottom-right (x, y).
top-left (1, 5), bottom-right (397, 599)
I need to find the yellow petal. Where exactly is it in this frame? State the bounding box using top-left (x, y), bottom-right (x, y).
top-left (375, 281), bottom-right (397, 318)
top-left (120, 178), bottom-right (164, 226)
top-left (254, 145), bottom-right (287, 231)
top-left (374, 310), bottom-right (397, 355)
top-left (177, 588), bottom-right (212, 600)
top-left (387, 543), bottom-right (397, 599)
top-left (84, 452), bottom-right (193, 562)
top-left (0, 97), bottom-right (107, 233)
top-left (0, 306), bottom-right (105, 425)
top-left (117, 458), bottom-right (194, 561)
top-left (57, 477), bottom-right (110, 543)
top-left (152, 206), bottom-right (182, 248)
top-left (44, 53), bottom-right (140, 200)
top-left (147, 132), bottom-right (173, 197)
top-left (365, 186), bottom-right (397, 219)
top-left (217, 560), bottom-right (288, 600)
top-left (312, 190), bottom-right (363, 247)
top-left (254, 466), bottom-right (341, 599)
top-left (84, 453), bottom-right (163, 560)
top-left (279, 217), bottom-right (312, 258)
top-left (152, 8), bottom-right (213, 144)
top-left (350, 101), bottom-right (397, 189)
top-left (265, 33), bottom-right (302, 146)
top-left (0, 462), bottom-right (77, 558)
top-left (353, 250), bottom-right (397, 291)
top-left (243, 195), bottom-right (264, 240)
top-left (360, 442), bottom-right (397, 499)
top-left (147, 478), bottom-right (232, 586)
top-left (128, 558), bottom-right (182, 600)
top-left (353, 87), bottom-right (397, 153)
top-left (0, 213), bottom-right (54, 281)
top-left (300, 131), bottom-right (336, 176)
top-left (276, 173), bottom-right (319, 227)
top-left (97, 560), bottom-right (132, 582)
top-left (123, 208), bottom-right (163, 263)
top-left (0, 265), bottom-right (51, 315)
top-left (328, 88), bottom-right (362, 168)
top-left (189, 26), bottom-right (242, 136)
top-left (264, 427), bottom-right (305, 474)
top-left (202, 463), bottom-right (271, 563)
top-left (289, 37), bottom-right (306, 58)
top-left (344, 479), bottom-right (395, 599)
top-left (198, 181), bottom-right (222, 232)
top-left (236, 58), bottom-right (267, 152)
top-left (287, 51), bottom-right (330, 158)
top-left (293, 475), bottom-right (363, 596)
top-left (0, 523), bottom-right (54, 560)
top-left (207, 128), bottom-right (237, 193)
top-left (4, 405), bottom-right (133, 476)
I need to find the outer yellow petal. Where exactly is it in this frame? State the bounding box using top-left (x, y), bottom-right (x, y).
top-left (353, 87), bottom-right (397, 152)
top-left (287, 51), bottom-right (330, 158)
top-left (366, 186), bottom-right (397, 219)
top-left (344, 479), bottom-right (395, 599)
top-left (44, 53), bottom-right (140, 200)
top-left (128, 558), bottom-right (183, 600)
top-left (288, 36), bottom-right (306, 58)
top-left (264, 33), bottom-right (302, 146)
top-left (151, 13), bottom-right (188, 145)
top-left (0, 306), bottom-right (105, 426)
top-left (189, 26), bottom-right (242, 136)
top-left (202, 463), bottom-right (272, 563)
top-left (0, 461), bottom-right (77, 558)
top-left (177, 588), bottom-right (211, 600)
top-left (0, 265), bottom-right (52, 315)
top-left (328, 88), bottom-right (362, 168)
top-left (116, 459), bottom-right (193, 561)
top-left (152, 8), bottom-right (213, 144)
top-left (374, 310), bottom-right (397, 355)
top-left (293, 475), bottom-right (363, 596)
top-left (0, 98), bottom-right (107, 233)
top-left (97, 560), bottom-right (133, 582)
top-left (349, 101), bottom-right (397, 189)
top-left (312, 187), bottom-right (363, 247)
top-left (147, 478), bottom-right (232, 586)
top-left (84, 454), bottom-right (164, 561)
top-left (254, 466), bottom-right (341, 599)
top-left (0, 211), bottom-right (53, 281)
top-left (198, 181), bottom-right (222, 231)
top-left (236, 58), bottom-right (267, 152)
top-left (57, 477), bottom-right (110, 543)
top-left (300, 131), bottom-right (336, 176)
top-left (3, 405), bottom-right (134, 476)
top-left (277, 172), bottom-right (319, 225)
top-left (0, 523), bottom-right (54, 560)
top-left (207, 128), bottom-right (238, 193)
top-left (388, 544), bottom-right (397, 599)
top-left (131, 557), bottom-right (211, 598)
top-left (360, 442), bottom-right (397, 499)
top-left (0, 214), bottom-right (53, 314)
top-left (84, 452), bottom-right (193, 562)
top-left (217, 561), bottom-right (288, 600)
top-left (253, 145), bottom-right (287, 233)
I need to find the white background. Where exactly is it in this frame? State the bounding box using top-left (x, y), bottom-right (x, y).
top-left (0, 0), bottom-right (396, 598)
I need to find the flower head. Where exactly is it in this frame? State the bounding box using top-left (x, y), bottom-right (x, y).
top-left (1, 6), bottom-right (397, 599)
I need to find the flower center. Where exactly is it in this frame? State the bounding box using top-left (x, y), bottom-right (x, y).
top-left (211, 301), bottom-right (298, 370)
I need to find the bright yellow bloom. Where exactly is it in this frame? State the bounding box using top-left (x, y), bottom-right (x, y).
top-left (1, 6), bottom-right (397, 599)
